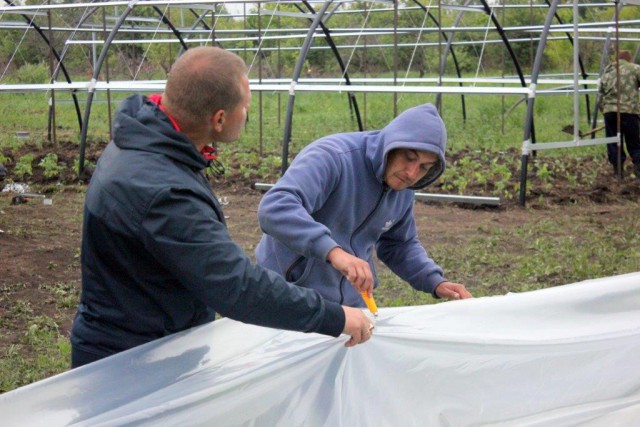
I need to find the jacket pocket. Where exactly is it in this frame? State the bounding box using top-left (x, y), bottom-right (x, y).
top-left (285, 256), bottom-right (314, 286)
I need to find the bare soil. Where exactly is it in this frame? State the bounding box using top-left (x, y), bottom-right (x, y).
top-left (1, 140), bottom-right (639, 361)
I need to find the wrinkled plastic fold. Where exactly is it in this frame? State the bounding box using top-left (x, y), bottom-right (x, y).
top-left (2, 272), bottom-right (640, 426)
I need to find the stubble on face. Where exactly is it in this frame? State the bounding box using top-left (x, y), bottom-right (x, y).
top-left (213, 76), bottom-right (251, 144)
top-left (384, 149), bottom-right (438, 191)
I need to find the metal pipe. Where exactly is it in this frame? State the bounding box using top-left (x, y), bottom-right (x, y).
top-left (254, 183), bottom-right (500, 206)
top-left (281, 0), bottom-right (334, 175)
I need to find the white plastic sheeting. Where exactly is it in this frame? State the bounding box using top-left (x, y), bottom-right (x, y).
top-left (2, 272), bottom-right (640, 426)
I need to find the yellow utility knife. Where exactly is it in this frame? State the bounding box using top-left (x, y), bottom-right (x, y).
top-left (361, 291), bottom-right (379, 317)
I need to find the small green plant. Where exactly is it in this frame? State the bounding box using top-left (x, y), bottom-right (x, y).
top-left (452, 176), bottom-right (469, 194)
top-left (23, 316), bottom-right (60, 346)
top-left (10, 300), bottom-right (33, 318)
top-left (39, 153), bottom-right (65, 179)
top-left (535, 163), bottom-right (554, 190)
top-left (565, 171), bottom-right (578, 186)
top-left (231, 151), bottom-right (281, 180)
top-left (13, 154), bottom-right (34, 179)
top-left (40, 281), bottom-right (79, 310)
top-left (536, 163), bottom-right (552, 182)
top-left (73, 156), bottom-right (95, 174)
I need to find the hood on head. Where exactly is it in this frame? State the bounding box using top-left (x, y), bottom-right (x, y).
top-left (381, 103), bottom-right (447, 190)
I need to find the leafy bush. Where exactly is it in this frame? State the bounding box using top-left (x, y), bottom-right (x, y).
top-left (39, 153), bottom-right (66, 179)
top-left (13, 154), bottom-right (34, 179)
top-left (12, 63), bottom-right (51, 84)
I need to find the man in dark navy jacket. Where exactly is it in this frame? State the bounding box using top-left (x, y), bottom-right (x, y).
top-left (70, 47), bottom-right (373, 368)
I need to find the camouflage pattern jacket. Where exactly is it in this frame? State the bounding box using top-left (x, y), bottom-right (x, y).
top-left (598, 59), bottom-right (640, 115)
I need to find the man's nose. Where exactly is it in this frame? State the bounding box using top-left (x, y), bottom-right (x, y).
top-left (407, 163), bottom-right (422, 180)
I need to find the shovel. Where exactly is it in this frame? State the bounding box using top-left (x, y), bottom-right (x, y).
top-left (561, 124), bottom-right (605, 138)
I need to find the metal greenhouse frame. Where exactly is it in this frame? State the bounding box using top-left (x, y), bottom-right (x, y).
top-left (0, 0), bottom-right (637, 205)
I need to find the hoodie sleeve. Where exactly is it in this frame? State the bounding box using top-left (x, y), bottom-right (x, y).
top-left (375, 201), bottom-right (445, 296)
top-left (258, 144), bottom-right (343, 262)
top-left (140, 187), bottom-right (345, 337)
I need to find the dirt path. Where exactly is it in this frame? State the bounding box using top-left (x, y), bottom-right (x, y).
top-left (2, 182), bottom-right (638, 355)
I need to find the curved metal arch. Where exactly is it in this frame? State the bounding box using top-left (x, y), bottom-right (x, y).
top-left (518, 0), bottom-right (560, 206)
top-left (50, 5), bottom-right (104, 134)
top-left (78, 0), bottom-right (139, 174)
top-left (431, 1), bottom-right (530, 134)
top-left (426, 0), bottom-right (532, 130)
top-left (411, 0), bottom-right (468, 119)
top-left (543, 0), bottom-right (592, 122)
top-left (151, 5), bottom-right (189, 52)
top-left (181, 7), bottom-right (224, 57)
top-left (77, 2), bottom-right (195, 174)
top-left (478, 0), bottom-right (527, 88)
top-left (4, 0), bottom-right (84, 133)
top-left (281, 0), bottom-right (334, 174)
top-left (542, 1), bottom-right (589, 80)
top-left (478, 0), bottom-right (535, 146)
top-left (294, 0), bottom-right (363, 131)
top-left (51, 6), bottom-right (100, 77)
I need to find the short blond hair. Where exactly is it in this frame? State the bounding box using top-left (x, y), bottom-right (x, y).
top-left (164, 47), bottom-right (248, 130)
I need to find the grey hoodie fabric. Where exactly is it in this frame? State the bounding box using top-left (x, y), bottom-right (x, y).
top-left (256, 103), bottom-right (447, 307)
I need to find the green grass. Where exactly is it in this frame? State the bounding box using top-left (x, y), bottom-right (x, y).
top-left (0, 291), bottom-right (75, 393)
top-left (0, 86), bottom-right (599, 154)
top-left (438, 211), bottom-right (640, 294)
top-left (3, 86), bottom-right (605, 200)
top-left (374, 205), bottom-right (640, 307)
top-left (0, 322), bottom-right (71, 393)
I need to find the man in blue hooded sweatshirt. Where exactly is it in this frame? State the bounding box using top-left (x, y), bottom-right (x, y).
top-left (255, 104), bottom-right (472, 308)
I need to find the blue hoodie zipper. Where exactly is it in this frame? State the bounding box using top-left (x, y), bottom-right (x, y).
top-left (339, 185), bottom-right (389, 304)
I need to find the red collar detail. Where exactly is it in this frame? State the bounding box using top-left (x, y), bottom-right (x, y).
top-left (148, 94), bottom-right (181, 132)
top-left (200, 145), bottom-right (218, 161)
top-left (148, 94), bottom-right (217, 161)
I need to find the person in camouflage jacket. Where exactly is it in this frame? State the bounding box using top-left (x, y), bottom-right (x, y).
top-left (598, 50), bottom-right (640, 180)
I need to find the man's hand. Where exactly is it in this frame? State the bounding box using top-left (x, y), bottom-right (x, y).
top-left (341, 306), bottom-right (375, 347)
top-left (435, 281), bottom-right (473, 300)
top-left (327, 247), bottom-right (374, 295)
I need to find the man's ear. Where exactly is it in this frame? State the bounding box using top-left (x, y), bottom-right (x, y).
top-left (211, 110), bottom-right (226, 132)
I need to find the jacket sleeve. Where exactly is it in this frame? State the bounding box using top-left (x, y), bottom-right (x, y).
top-left (258, 144), bottom-right (343, 262)
top-left (139, 187), bottom-right (345, 337)
top-left (375, 201), bottom-right (445, 296)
